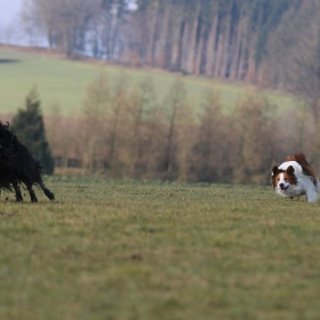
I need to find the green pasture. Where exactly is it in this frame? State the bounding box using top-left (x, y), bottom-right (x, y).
top-left (0, 179), bottom-right (320, 320)
top-left (0, 47), bottom-right (294, 116)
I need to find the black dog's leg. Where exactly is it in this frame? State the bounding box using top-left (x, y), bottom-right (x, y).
top-left (39, 181), bottom-right (55, 201)
top-left (12, 182), bottom-right (23, 202)
top-left (27, 185), bottom-right (38, 203)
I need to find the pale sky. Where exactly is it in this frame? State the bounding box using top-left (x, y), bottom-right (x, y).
top-left (0, 0), bottom-right (23, 27)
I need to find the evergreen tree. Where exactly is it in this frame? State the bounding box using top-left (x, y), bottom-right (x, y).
top-left (11, 88), bottom-right (55, 174)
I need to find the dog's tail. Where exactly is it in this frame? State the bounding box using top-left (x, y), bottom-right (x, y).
top-left (286, 153), bottom-right (317, 184)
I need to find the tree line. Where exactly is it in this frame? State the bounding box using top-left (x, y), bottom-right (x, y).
top-left (3, 74), bottom-right (319, 184)
top-left (41, 74), bottom-right (317, 185)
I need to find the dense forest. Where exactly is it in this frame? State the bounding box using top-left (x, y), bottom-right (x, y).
top-left (20, 0), bottom-right (319, 87)
top-left (125, 0), bottom-right (295, 82)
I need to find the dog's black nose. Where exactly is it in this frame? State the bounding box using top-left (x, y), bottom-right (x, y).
top-left (279, 183), bottom-right (285, 190)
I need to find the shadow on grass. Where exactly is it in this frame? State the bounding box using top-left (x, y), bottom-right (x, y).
top-left (0, 59), bottom-right (20, 64)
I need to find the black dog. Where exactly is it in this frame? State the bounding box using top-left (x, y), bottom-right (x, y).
top-left (0, 122), bottom-right (55, 202)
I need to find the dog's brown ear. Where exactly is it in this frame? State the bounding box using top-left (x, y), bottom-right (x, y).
top-left (271, 166), bottom-right (279, 188)
top-left (286, 165), bottom-right (295, 175)
top-left (272, 166), bottom-right (279, 176)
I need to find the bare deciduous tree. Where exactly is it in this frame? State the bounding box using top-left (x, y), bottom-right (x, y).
top-left (82, 73), bottom-right (110, 173)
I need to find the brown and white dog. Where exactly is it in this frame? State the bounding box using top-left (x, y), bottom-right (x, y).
top-left (272, 154), bottom-right (319, 202)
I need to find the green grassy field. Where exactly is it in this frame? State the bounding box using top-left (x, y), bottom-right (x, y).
top-left (0, 179), bottom-right (320, 320)
top-left (0, 47), bottom-right (294, 116)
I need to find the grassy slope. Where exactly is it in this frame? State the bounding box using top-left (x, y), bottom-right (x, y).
top-left (0, 179), bottom-right (320, 320)
top-left (0, 47), bottom-right (294, 116)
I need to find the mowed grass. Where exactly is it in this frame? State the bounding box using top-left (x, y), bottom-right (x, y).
top-left (0, 47), bottom-right (294, 116)
top-left (0, 179), bottom-right (320, 320)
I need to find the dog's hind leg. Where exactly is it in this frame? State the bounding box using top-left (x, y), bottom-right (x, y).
top-left (12, 182), bottom-right (23, 202)
top-left (306, 189), bottom-right (319, 203)
top-left (38, 180), bottom-right (55, 201)
top-left (27, 184), bottom-right (38, 203)
top-left (23, 181), bottom-right (38, 202)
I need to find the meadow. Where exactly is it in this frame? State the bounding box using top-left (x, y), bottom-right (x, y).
top-left (0, 46), bottom-right (294, 116)
top-left (0, 179), bottom-right (320, 320)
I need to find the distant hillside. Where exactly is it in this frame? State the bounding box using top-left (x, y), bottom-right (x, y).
top-left (0, 47), bottom-right (293, 116)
